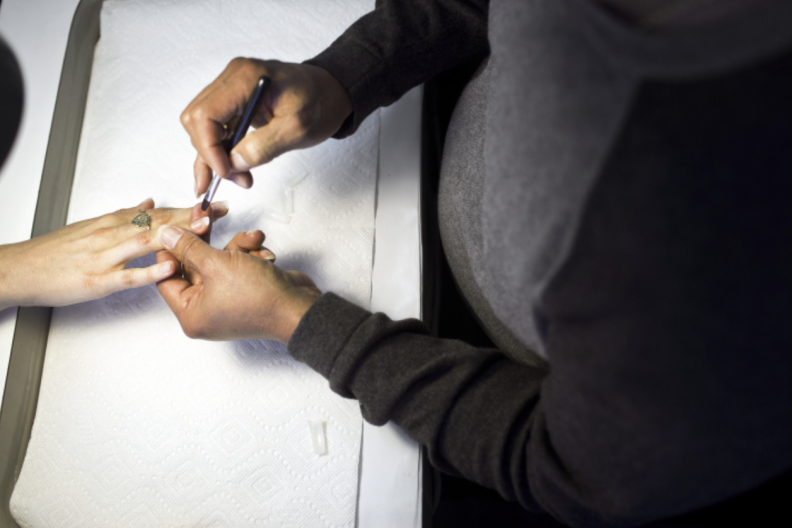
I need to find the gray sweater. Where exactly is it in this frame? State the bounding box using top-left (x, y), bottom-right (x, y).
top-left (295, 0), bottom-right (792, 526)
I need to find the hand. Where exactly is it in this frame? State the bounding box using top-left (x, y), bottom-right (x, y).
top-left (155, 226), bottom-right (321, 343)
top-left (0, 198), bottom-right (228, 310)
top-left (180, 58), bottom-right (352, 195)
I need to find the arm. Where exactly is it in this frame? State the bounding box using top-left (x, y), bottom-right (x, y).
top-left (305, 0), bottom-right (490, 137)
top-left (180, 0), bottom-right (489, 194)
top-left (289, 57), bottom-right (792, 526)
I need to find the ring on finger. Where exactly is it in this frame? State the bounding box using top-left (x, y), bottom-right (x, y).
top-left (131, 209), bottom-right (152, 231)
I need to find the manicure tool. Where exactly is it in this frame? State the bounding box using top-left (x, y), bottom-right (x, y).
top-left (201, 75), bottom-right (271, 211)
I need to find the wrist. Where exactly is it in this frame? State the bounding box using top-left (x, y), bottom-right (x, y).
top-left (305, 63), bottom-right (353, 133)
top-left (279, 288), bottom-right (321, 344)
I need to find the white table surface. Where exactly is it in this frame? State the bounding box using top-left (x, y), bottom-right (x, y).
top-left (0, 1), bottom-right (423, 526)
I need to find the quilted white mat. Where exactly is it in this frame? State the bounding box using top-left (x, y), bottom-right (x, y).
top-left (11, 0), bottom-right (376, 526)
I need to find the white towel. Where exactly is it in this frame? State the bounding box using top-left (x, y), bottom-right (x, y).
top-left (11, 0), bottom-right (375, 526)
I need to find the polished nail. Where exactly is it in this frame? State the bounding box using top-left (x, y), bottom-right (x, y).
top-left (158, 225), bottom-right (183, 249)
top-left (210, 200), bottom-right (230, 216)
top-left (190, 216), bottom-right (210, 231)
top-left (230, 152), bottom-right (250, 171)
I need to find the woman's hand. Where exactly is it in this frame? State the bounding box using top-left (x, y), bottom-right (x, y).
top-left (0, 198), bottom-right (228, 310)
top-left (180, 58), bottom-right (353, 194)
top-left (156, 226), bottom-right (321, 343)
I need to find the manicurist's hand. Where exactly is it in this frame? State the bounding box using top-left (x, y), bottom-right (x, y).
top-left (155, 226), bottom-right (322, 343)
top-left (180, 58), bottom-right (352, 195)
top-left (0, 198), bottom-right (228, 311)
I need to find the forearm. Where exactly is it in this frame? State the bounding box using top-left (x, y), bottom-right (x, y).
top-left (305, 0), bottom-right (490, 137)
top-left (288, 294), bottom-right (549, 509)
top-left (0, 243), bottom-right (23, 310)
top-left (288, 290), bottom-right (792, 528)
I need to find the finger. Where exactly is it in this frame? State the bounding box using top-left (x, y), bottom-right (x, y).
top-left (250, 247), bottom-right (276, 262)
top-left (224, 230), bottom-right (266, 252)
top-left (105, 203), bottom-right (228, 266)
top-left (116, 197), bottom-right (155, 215)
top-left (129, 203), bottom-right (228, 232)
top-left (188, 116), bottom-right (233, 179)
top-left (226, 170), bottom-right (254, 190)
top-left (157, 225), bottom-right (218, 274)
top-left (194, 155), bottom-right (214, 197)
top-left (230, 114), bottom-right (307, 168)
top-left (135, 197), bottom-right (155, 210)
top-left (98, 259), bottom-right (176, 297)
top-left (188, 202), bottom-right (214, 239)
top-left (181, 60), bottom-right (259, 179)
top-left (184, 203), bottom-right (213, 284)
top-left (155, 250), bottom-right (196, 317)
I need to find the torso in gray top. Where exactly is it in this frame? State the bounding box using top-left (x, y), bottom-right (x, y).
top-left (441, 0), bottom-right (792, 360)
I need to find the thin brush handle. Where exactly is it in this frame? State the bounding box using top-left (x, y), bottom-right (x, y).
top-left (201, 75), bottom-right (271, 211)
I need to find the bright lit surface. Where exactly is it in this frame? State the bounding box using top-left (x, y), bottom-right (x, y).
top-left (0, 0), bottom-right (83, 404)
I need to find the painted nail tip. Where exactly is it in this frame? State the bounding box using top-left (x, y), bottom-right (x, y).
top-left (211, 201), bottom-right (230, 213)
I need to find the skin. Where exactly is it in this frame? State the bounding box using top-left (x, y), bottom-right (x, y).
top-left (156, 226), bottom-right (319, 344)
top-left (168, 0), bottom-right (769, 343)
top-left (0, 198), bottom-right (228, 311)
top-left (180, 58), bottom-right (353, 195)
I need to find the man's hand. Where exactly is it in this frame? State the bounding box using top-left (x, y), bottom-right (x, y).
top-left (180, 58), bottom-right (352, 196)
top-left (155, 226), bottom-right (322, 343)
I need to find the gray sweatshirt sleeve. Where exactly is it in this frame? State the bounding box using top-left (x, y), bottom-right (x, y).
top-left (288, 48), bottom-right (792, 527)
top-left (304, 0), bottom-right (489, 137)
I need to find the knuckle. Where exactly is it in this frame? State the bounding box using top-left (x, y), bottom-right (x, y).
top-left (120, 269), bottom-right (138, 287)
top-left (191, 106), bottom-right (209, 123)
top-left (97, 213), bottom-right (119, 228)
top-left (136, 230), bottom-right (154, 247)
top-left (92, 226), bottom-right (115, 241)
top-left (81, 273), bottom-right (101, 296)
top-left (180, 109), bottom-right (192, 127)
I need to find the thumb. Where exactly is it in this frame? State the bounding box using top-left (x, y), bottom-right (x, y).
top-left (157, 225), bottom-right (215, 272)
top-left (230, 115), bottom-right (305, 168)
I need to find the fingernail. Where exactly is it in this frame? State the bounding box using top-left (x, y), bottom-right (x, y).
top-left (190, 216), bottom-right (210, 231)
top-left (246, 229), bottom-right (259, 236)
top-left (227, 173), bottom-right (252, 189)
top-left (158, 225), bottom-right (183, 249)
top-left (264, 253), bottom-right (276, 261)
top-left (194, 181), bottom-right (200, 199)
top-left (157, 261), bottom-right (175, 277)
top-left (210, 200), bottom-right (230, 216)
top-left (230, 152), bottom-right (250, 171)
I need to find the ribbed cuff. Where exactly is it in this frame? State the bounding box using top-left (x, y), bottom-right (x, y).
top-left (287, 292), bottom-right (371, 379)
